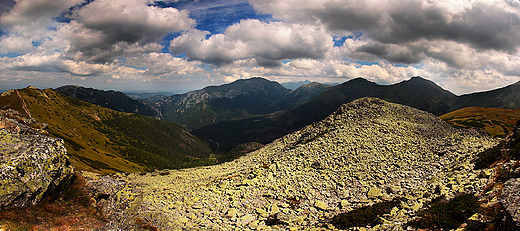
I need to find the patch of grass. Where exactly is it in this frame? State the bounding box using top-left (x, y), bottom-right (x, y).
top-left (0, 173), bottom-right (105, 230)
top-left (406, 193), bottom-right (479, 231)
top-left (331, 198), bottom-right (402, 229)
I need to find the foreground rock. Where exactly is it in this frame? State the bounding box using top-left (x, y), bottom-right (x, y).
top-left (0, 109), bottom-right (74, 209)
top-left (497, 120), bottom-right (520, 230)
top-left (93, 98), bottom-right (498, 230)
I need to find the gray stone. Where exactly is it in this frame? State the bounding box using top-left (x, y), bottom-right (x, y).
top-left (501, 178), bottom-right (520, 229)
top-left (0, 111), bottom-right (74, 209)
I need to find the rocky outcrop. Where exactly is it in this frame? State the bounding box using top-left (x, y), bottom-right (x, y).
top-left (498, 120), bottom-right (520, 229)
top-left (93, 97), bottom-right (498, 230)
top-left (0, 109), bottom-right (74, 209)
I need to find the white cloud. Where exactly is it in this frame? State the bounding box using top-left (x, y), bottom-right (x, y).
top-left (0, 0), bottom-right (83, 31)
top-left (0, 35), bottom-right (33, 53)
top-left (170, 19), bottom-right (333, 67)
top-left (125, 52), bottom-right (206, 76)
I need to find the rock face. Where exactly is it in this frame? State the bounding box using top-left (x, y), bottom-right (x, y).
top-left (93, 98), bottom-right (498, 230)
top-left (0, 109), bottom-right (75, 209)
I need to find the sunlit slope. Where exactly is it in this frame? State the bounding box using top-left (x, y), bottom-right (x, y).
top-left (0, 87), bottom-right (213, 174)
top-left (440, 107), bottom-right (520, 137)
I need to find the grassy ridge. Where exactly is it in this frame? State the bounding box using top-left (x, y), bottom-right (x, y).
top-left (440, 107), bottom-right (520, 137)
top-left (0, 87), bottom-right (213, 174)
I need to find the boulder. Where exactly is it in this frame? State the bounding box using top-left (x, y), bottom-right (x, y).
top-left (501, 178), bottom-right (520, 230)
top-left (0, 110), bottom-right (74, 209)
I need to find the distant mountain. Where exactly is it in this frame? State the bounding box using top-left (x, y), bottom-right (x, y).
top-left (281, 80), bottom-right (313, 90)
top-left (56, 85), bottom-right (161, 119)
top-left (155, 78), bottom-right (331, 130)
top-left (273, 82), bottom-right (331, 109)
top-left (193, 77), bottom-right (519, 147)
top-left (139, 94), bottom-right (169, 104)
top-left (0, 87), bottom-right (213, 174)
top-left (125, 91), bottom-right (175, 100)
top-left (452, 81), bottom-right (520, 110)
top-left (155, 77), bottom-right (291, 129)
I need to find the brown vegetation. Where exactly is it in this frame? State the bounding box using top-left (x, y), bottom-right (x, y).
top-left (440, 107), bottom-right (520, 137)
top-left (0, 173), bottom-right (105, 230)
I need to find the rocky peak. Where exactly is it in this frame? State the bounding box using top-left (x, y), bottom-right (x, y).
top-left (90, 97), bottom-right (499, 230)
top-left (0, 109), bottom-right (74, 209)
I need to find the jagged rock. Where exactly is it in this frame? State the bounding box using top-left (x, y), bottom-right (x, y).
top-left (0, 110), bottom-right (74, 209)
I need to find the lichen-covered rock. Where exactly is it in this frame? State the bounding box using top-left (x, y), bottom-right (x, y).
top-left (501, 178), bottom-right (520, 230)
top-left (0, 110), bottom-right (74, 209)
top-left (99, 98), bottom-right (498, 230)
top-left (84, 175), bottom-right (127, 220)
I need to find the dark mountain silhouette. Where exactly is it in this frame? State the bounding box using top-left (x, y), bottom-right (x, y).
top-left (452, 81), bottom-right (520, 110)
top-left (56, 85), bottom-right (161, 118)
top-left (194, 77), bottom-right (519, 147)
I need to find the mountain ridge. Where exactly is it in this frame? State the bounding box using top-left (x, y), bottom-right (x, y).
top-left (192, 76), bottom-right (520, 147)
top-left (0, 87), bottom-right (214, 174)
top-left (55, 85), bottom-right (162, 119)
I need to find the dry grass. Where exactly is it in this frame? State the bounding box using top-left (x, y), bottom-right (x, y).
top-left (0, 173), bottom-right (106, 231)
top-left (440, 107), bottom-right (520, 137)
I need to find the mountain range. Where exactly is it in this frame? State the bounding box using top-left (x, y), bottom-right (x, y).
top-left (56, 85), bottom-right (162, 119)
top-left (192, 77), bottom-right (520, 146)
top-left (50, 76), bottom-right (520, 149)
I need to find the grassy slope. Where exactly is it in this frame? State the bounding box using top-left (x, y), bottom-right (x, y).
top-left (0, 87), bottom-right (213, 174)
top-left (440, 107), bottom-right (520, 137)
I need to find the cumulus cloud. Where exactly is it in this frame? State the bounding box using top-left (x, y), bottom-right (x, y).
top-left (125, 52), bottom-right (206, 76)
top-left (170, 19), bottom-right (333, 67)
top-left (0, 0), bottom-right (83, 32)
top-left (0, 34), bottom-right (33, 53)
top-left (249, 0), bottom-right (520, 58)
top-left (63, 0), bottom-right (195, 63)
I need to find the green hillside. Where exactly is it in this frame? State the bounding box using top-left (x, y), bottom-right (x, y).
top-left (0, 87), bottom-right (213, 174)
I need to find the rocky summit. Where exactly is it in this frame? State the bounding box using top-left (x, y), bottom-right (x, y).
top-left (0, 109), bottom-right (75, 209)
top-left (86, 97), bottom-right (499, 230)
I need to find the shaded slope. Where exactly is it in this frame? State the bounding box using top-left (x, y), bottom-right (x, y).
top-left (440, 107), bottom-right (520, 137)
top-left (453, 81), bottom-right (520, 110)
top-left (379, 77), bottom-right (455, 114)
top-left (156, 77), bottom-right (291, 129)
top-left (56, 85), bottom-right (161, 119)
top-left (0, 87), bottom-right (213, 174)
top-left (194, 77), bottom-right (456, 146)
top-left (98, 98), bottom-right (498, 230)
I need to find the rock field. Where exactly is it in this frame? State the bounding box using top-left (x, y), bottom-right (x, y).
top-left (87, 98), bottom-right (499, 230)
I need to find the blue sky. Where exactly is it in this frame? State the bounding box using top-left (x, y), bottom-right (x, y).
top-left (0, 0), bottom-right (519, 94)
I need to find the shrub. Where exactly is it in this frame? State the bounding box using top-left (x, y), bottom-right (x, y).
top-left (406, 193), bottom-right (479, 231)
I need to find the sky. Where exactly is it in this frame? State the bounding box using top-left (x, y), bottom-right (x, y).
top-left (0, 0), bottom-right (519, 94)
